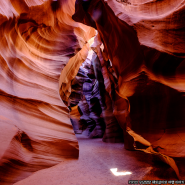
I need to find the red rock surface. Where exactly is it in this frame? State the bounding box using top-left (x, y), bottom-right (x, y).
top-left (0, 0), bottom-right (185, 183)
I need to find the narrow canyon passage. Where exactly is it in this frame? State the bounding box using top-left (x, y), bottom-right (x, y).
top-left (1, 0), bottom-right (185, 184)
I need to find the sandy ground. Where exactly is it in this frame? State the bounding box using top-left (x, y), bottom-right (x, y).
top-left (14, 135), bottom-right (181, 185)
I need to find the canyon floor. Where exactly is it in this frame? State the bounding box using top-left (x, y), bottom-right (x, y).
top-left (14, 134), bottom-right (182, 185)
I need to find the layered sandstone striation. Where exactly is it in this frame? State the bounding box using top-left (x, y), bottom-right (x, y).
top-left (0, 0), bottom-right (88, 184)
top-left (1, 0), bottom-right (185, 183)
top-left (72, 0), bottom-right (185, 179)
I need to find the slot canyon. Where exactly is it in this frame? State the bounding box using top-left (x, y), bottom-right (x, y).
top-left (0, 0), bottom-right (185, 184)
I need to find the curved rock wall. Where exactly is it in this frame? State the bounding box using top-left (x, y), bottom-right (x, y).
top-left (1, 0), bottom-right (185, 182)
top-left (72, 0), bottom-right (185, 179)
top-left (0, 0), bottom-right (96, 184)
top-left (109, 0), bottom-right (185, 55)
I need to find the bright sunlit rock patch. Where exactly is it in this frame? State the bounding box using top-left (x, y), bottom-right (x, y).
top-left (110, 168), bottom-right (132, 176)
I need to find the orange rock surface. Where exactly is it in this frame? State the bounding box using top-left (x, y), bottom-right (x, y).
top-left (1, 0), bottom-right (185, 183)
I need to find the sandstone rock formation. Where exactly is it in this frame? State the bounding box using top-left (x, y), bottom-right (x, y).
top-left (72, 0), bottom-right (185, 179)
top-left (0, 0), bottom-right (83, 183)
top-left (0, 0), bottom-right (185, 183)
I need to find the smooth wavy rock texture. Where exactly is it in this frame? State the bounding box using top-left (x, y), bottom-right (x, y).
top-left (0, 0), bottom-right (97, 184)
top-left (72, 0), bottom-right (185, 179)
top-left (1, 0), bottom-right (185, 183)
top-left (109, 0), bottom-right (185, 56)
